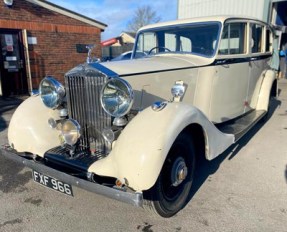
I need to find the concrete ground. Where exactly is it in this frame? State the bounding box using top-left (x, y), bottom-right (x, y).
top-left (0, 80), bottom-right (286, 232)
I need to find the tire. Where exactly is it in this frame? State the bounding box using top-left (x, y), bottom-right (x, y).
top-left (143, 132), bottom-right (196, 218)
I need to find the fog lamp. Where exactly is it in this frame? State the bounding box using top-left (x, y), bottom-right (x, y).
top-left (102, 128), bottom-right (115, 143)
top-left (61, 119), bottom-right (81, 146)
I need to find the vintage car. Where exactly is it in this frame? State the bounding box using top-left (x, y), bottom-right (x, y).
top-left (0, 16), bottom-right (278, 217)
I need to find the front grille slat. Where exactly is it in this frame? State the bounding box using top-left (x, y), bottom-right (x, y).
top-left (65, 67), bottom-right (111, 154)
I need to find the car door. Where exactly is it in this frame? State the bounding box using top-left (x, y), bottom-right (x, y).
top-left (247, 23), bottom-right (273, 109)
top-left (210, 21), bottom-right (249, 123)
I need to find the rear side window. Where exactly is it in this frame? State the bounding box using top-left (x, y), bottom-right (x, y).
top-left (251, 24), bottom-right (263, 53)
top-left (219, 22), bottom-right (247, 55)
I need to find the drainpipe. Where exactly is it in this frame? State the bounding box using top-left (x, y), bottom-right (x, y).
top-left (22, 29), bottom-right (33, 95)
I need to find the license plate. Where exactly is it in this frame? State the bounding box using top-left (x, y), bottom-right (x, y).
top-left (32, 170), bottom-right (73, 196)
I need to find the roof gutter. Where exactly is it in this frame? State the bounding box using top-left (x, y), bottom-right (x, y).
top-left (25, 0), bottom-right (107, 31)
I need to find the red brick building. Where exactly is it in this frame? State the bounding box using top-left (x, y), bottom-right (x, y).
top-left (0, 0), bottom-right (106, 96)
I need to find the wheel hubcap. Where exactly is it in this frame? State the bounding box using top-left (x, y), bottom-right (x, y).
top-left (171, 157), bottom-right (188, 187)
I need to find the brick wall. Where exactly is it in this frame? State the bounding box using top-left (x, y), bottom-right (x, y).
top-left (28, 31), bottom-right (101, 87)
top-left (0, 0), bottom-right (104, 89)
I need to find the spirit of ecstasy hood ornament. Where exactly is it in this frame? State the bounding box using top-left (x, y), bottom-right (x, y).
top-left (86, 44), bottom-right (100, 63)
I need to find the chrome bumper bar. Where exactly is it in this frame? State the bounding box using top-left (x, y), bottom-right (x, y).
top-left (0, 147), bottom-right (143, 207)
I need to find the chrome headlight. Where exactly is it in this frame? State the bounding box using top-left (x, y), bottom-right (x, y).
top-left (101, 78), bottom-right (134, 118)
top-left (39, 76), bottom-right (65, 109)
top-left (61, 119), bottom-right (81, 146)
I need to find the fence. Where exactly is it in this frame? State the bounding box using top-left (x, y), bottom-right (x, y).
top-left (102, 44), bottom-right (134, 61)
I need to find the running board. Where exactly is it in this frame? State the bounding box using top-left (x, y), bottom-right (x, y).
top-left (216, 110), bottom-right (266, 141)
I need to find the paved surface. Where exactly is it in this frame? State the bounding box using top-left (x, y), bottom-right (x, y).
top-left (0, 81), bottom-right (286, 232)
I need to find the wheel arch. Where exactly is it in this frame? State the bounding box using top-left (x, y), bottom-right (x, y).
top-left (143, 128), bottom-right (197, 217)
top-left (89, 102), bottom-right (234, 191)
top-left (153, 123), bottom-right (207, 188)
top-left (8, 96), bottom-right (62, 156)
top-left (256, 69), bottom-right (277, 111)
top-left (183, 123), bottom-right (207, 162)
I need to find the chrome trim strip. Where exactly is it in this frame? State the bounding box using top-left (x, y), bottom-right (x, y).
top-left (0, 148), bottom-right (143, 207)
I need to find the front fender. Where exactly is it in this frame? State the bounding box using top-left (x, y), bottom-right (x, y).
top-left (89, 102), bottom-right (234, 191)
top-left (8, 96), bottom-right (62, 157)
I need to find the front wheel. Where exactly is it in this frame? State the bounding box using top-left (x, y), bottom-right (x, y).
top-left (143, 132), bottom-right (196, 217)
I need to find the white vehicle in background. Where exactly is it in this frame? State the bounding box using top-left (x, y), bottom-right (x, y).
top-left (111, 51), bottom-right (133, 61)
top-left (1, 16), bottom-right (278, 217)
top-left (111, 51), bottom-right (146, 61)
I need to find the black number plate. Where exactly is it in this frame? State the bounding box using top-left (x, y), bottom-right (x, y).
top-left (32, 170), bottom-right (73, 196)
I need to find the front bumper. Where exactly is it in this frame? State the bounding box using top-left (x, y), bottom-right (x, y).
top-left (0, 146), bottom-right (143, 207)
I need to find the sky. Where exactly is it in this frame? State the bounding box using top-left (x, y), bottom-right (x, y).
top-left (47, 0), bottom-right (178, 41)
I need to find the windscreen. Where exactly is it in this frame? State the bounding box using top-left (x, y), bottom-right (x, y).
top-left (134, 22), bottom-right (221, 58)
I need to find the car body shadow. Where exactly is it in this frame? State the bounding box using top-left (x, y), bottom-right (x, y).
top-left (185, 96), bottom-right (281, 207)
top-left (0, 115), bottom-right (7, 132)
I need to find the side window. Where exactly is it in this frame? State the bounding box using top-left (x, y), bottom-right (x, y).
top-left (251, 24), bottom-right (263, 53)
top-left (218, 25), bottom-right (229, 54)
top-left (164, 33), bottom-right (192, 53)
top-left (180, 36), bottom-right (192, 52)
top-left (219, 22), bottom-right (247, 55)
top-left (165, 33), bottom-right (176, 51)
top-left (136, 32), bottom-right (157, 53)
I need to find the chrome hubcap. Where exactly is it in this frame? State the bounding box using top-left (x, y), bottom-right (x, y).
top-left (171, 157), bottom-right (188, 187)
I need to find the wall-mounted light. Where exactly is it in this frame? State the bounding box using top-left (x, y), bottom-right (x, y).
top-left (4, 0), bottom-right (13, 7)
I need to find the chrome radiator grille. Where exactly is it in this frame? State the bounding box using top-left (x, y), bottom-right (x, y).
top-left (65, 67), bottom-right (111, 153)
